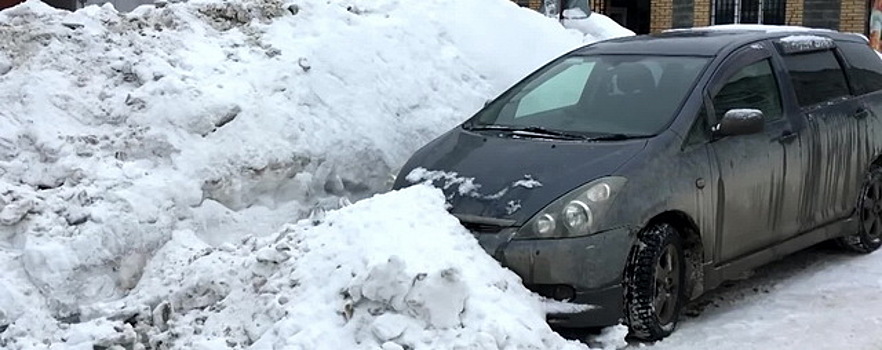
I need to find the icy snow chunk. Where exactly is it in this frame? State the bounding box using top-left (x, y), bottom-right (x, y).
top-left (404, 267), bottom-right (468, 329)
top-left (778, 34), bottom-right (835, 53)
top-left (0, 198), bottom-right (34, 226)
top-left (0, 54), bottom-right (11, 76)
top-left (255, 246), bottom-right (290, 264)
top-left (512, 174), bottom-right (542, 189)
top-left (370, 313), bottom-right (410, 342)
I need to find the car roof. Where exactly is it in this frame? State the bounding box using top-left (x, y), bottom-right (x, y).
top-left (574, 26), bottom-right (867, 57)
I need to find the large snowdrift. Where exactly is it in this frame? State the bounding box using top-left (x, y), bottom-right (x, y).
top-left (0, 0), bottom-right (630, 348)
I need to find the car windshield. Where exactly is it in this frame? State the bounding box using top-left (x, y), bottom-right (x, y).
top-left (469, 55), bottom-right (709, 138)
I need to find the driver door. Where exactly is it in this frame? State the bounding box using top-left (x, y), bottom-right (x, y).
top-left (706, 44), bottom-right (794, 263)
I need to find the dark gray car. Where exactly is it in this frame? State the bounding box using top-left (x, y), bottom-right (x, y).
top-left (392, 29), bottom-right (882, 340)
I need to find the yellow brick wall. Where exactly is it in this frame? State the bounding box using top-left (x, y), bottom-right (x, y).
top-left (785, 0), bottom-right (804, 26)
top-left (840, 0), bottom-right (867, 33)
top-left (694, 0), bottom-right (711, 27)
top-left (528, 0), bottom-right (542, 10)
top-left (510, 0), bottom-right (542, 10)
top-left (651, 0), bottom-right (673, 33)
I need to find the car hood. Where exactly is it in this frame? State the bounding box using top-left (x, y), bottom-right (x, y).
top-left (395, 128), bottom-right (648, 225)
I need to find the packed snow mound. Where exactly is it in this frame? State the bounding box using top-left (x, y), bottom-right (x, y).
top-left (56, 186), bottom-right (595, 349)
top-left (0, 0), bottom-right (628, 348)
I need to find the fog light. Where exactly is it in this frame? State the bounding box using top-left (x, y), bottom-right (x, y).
top-left (563, 200), bottom-right (592, 232)
top-left (553, 285), bottom-right (576, 302)
top-left (535, 214), bottom-right (556, 237)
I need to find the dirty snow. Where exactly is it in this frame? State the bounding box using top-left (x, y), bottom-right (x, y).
top-left (0, 0), bottom-right (631, 348)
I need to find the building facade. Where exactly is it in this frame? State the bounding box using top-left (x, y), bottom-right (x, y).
top-left (514, 0), bottom-right (871, 35)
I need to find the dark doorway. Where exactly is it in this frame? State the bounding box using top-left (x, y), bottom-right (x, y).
top-left (593, 0), bottom-right (651, 34)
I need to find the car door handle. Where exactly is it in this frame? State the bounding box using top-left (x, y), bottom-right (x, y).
top-left (854, 108), bottom-right (871, 119)
top-left (779, 131), bottom-right (797, 144)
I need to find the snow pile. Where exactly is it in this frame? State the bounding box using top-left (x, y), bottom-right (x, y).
top-left (0, 0), bottom-right (630, 348)
top-left (64, 186), bottom-right (590, 349)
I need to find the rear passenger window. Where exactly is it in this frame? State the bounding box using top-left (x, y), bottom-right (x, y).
top-left (782, 51), bottom-right (851, 107)
top-left (712, 59), bottom-right (783, 122)
top-left (838, 42), bottom-right (882, 95)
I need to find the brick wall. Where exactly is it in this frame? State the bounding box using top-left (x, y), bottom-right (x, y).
top-left (786, 0), bottom-right (805, 25)
top-left (840, 0), bottom-right (867, 33)
top-left (512, 0), bottom-right (869, 35)
top-left (803, 0), bottom-right (841, 29)
top-left (651, 0), bottom-right (674, 33)
top-left (694, 0), bottom-right (711, 27)
top-left (673, 0), bottom-right (695, 28)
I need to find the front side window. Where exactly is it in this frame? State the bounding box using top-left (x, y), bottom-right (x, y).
top-left (712, 59), bottom-right (783, 122)
top-left (471, 55), bottom-right (709, 137)
top-left (782, 50), bottom-right (851, 107)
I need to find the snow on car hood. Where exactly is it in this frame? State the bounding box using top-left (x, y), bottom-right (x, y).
top-left (397, 128), bottom-right (648, 224)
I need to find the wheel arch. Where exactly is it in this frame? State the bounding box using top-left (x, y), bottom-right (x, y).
top-left (644, 210), bottom-right (706, 300)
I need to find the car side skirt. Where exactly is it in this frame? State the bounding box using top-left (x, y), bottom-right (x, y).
top-left (703, 213), bottom-right (859, 292)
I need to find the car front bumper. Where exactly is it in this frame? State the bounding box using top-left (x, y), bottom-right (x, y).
top-left (475, 226), bottom-right (636, 327)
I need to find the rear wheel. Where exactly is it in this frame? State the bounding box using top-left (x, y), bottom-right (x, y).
top-left (623, 223), bottom-right (685, 341)
top-left (838, 167), bottom-right (882, 254)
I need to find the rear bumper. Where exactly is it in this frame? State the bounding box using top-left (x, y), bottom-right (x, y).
top-left (475, 226), bottom-right (636, 327)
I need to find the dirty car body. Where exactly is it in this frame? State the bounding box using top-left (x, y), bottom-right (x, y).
top-left (393, 29), bottom-right (882, 339)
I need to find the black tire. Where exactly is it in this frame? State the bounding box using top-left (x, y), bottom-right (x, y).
top-left (623, 223), bottom-right (686, 341)
top-left (838, 166), bottom-right (882, 254)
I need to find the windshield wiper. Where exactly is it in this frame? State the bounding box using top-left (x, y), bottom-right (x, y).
top-left (465, 124), bottom-right (588, 140)
top-left (585, 133), bottom-right (651, 141)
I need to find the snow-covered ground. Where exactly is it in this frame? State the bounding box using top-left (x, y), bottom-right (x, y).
top-left (1, 0), bottom-right (879, 349)
top-left (651, 244), bottom-right (882, 350)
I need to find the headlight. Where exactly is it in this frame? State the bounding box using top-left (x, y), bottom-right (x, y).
top-left (563, 200), bottom-right (592, 231)
top-left (535, 214), bottom-right (557, 237)
top-left (516, 177), bottom-right (626, 239)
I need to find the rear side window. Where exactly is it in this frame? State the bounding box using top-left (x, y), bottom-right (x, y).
top-left (782, 50), bottom-right (851, 107)
top-left (838, 42), bottom-right (882, 95)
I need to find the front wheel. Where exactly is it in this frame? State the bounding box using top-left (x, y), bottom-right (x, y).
top-left (838, 166), bottom-right (882, 254)
top-left (623, 223), bottom-right (686, 341)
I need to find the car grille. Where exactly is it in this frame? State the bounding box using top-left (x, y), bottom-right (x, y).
top-left (461, 221), bottom-right (506, 233)
top-left (453, 214), bottom-right (517, 234)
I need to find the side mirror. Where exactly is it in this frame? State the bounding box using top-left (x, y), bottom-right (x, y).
top-left (713, 109), bottom-right (764, 137)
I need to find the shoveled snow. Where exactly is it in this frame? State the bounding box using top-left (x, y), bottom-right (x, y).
top-left (0, 0), bottom-right (630, 348)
